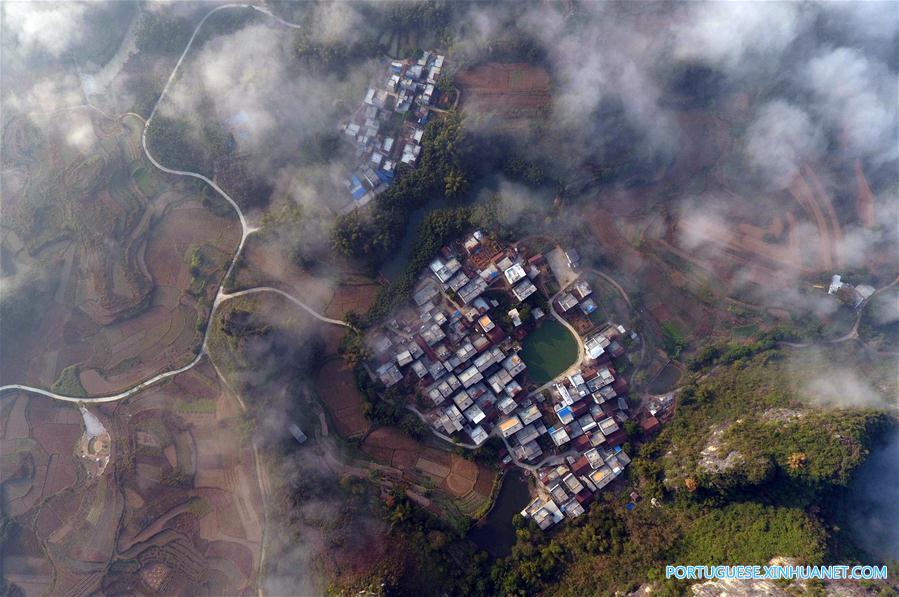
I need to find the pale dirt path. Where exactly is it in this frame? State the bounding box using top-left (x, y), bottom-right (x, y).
top-left (1, 4), bottom-right (348, 404)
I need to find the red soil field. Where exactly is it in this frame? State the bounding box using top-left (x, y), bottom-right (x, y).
top-left (316, 359), bottom-right (371, 439)
top-left (457, 62), bottom-right (552, 118)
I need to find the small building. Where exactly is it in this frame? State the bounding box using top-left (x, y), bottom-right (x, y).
top-left (565, 248), bottom-right (581, 268)
top-left (572, 280), bottom-right (592, 300)
top-left (828, 274), bottom-right (844, 294)
top-left (550, 483), bottom-right (569, 504)
top-left (563, 498), bottom-right (585, 518)
top-left (288, 423), bottom-right (307, 444)
top-left (502, 353), bottom-right (527, 377)
top-left (488, 368), bottom-right (513, 394)
top-left (555, 383), bottom-right (574, 405)
top-left (584, 334), bottom-right (610, 360)
top-left (458, 365), bottom-right (483, 389)
top-left (458, 277), bottom-right (488, 305)
top-left (497, 396), bottom-right (517, 415)
top-left (411, 360), bottom-right (428, 379)
top-left (640, 415), bottom-right (661, 435)
top-left (504, 263), bottom-right (527, 285)
top-left (579, 298), bottom-right (598, 315)
top-left (519, 403), bottom-right (542, 426)
top-left (589, 464), bottom-right (615, 490)
top-left (562, 472), bottom-right (584, 494)
top-left (469, 425), bottom-right (489, 445)
top-left (513, 279), bottom-right (538, 302)
top-left (504, 379), bottom-right (523, 397)
top-left (515, 423), bottom-right (540, 446)
top-left (549, 426), bottom-right (571, 446)
top-left (558, 292), bottom-right (579, 312)
top-left (598, 416), bottom-right (620, 437)
top-left (556, 405), bottom-right (574, 424)
top-left (376, 362), bottom-right (403, 387)
top-left (498, 415), bottom-right (524, 438)
top-left (514, 439), bottom-right (543, 462)
top-left (464, 404), bottom-right (486, 425)
top-left (396, 349), bottom-right (413, 367)
top-left (452, 391), bottom-right (473, 411)
top-left (440, 405), bottom-right (465, 434)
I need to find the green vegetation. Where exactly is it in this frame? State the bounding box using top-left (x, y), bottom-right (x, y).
top-left (679, 502), bottom-right (826, 564)
top-left (353, 364), bottom-right (429, 440)
top-left (175, 398), bottom-right (217, 414)
top-left (648, 351), bottom-right (891, 495)
top-left (361, 200), bottom-right (502, 326)
top-left (519, 320), bottom-right (580, 385)
top-left (207, 299), bottom-right (326, 429)
top-left (646, 362), bottom-right (682, 394)
top-left (859, 286), bottom-right (899, 350)
top-left (484, 351), bottom-right (894, 595)
top-left (490, 498), bottom-right (828, 596)
top-left (332, 111), bottom-right (470, 266)
top-left (660, 321), bottom-right (687, 357)
top-left (131, 165), bottom-right (164, 197)
top-left (50, 365), bottom-right (87, 398)
top-left (184, 245), bottom-right (215, 297)
top-left (294, 29), bottom-right (381, 74)
top-left (186, 497), bottom-right (213, 518)
top-left (145, 114), bottom-right (232, 177)
top-left (686, 327), bottom-right (798, 372)
top-left (443, 168), bottom-right (468, 197)
top-left (134, 11), bottom-right (193, 56)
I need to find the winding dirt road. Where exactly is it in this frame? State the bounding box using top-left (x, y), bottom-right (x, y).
top-left (1, 4), bottom-right (347, 404)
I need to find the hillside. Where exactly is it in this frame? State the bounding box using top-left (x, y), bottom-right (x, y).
top-left (487, 351), bottom-right (894, 596)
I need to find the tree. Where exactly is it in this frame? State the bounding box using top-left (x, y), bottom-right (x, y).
top-left (444, 168), bottom-right (468, 198)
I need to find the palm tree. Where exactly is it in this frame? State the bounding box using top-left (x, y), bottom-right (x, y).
top-left (444, 168), bottom-right (468, 198)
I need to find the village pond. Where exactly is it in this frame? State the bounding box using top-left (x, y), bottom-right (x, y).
top-left (468, 470), bottom-right (531, 557)
top-left (520, 319), bottom-right (580, 385)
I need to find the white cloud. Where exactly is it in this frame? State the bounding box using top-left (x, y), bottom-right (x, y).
top-left (805, 47), bottom-right (898, 163)
top-left (2, 1), bottom-right (89, 57)
top-left (745, 100), bottom-right (822, 190)
top-left (673, 2), bottom-right (806, 70)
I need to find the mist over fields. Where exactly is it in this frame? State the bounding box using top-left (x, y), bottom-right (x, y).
top-left (1, 0), bottom-right (897, 592)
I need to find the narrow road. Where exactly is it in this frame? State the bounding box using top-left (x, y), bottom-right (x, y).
top-left (1, 4), bottom-right (347, 404)
top-left (219, 287), bottom-right (351, 328)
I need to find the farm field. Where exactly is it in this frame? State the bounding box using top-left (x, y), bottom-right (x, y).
top-left (360, 426), bottom-right (496, 520)
top-left (457, 62), bottom-right (552, 123)
top-left (0, 360), bottom-right (265, 596)
top-left (315, 358), bottom-right (371, 439)
top-left (1, 110), bottom-right (240, 394)
top-left (229, 234), bottom-right (382, 321)
top-left (520, 320), bottom-right (580, 385)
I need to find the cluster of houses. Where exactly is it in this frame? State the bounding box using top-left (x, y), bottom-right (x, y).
top-left (364, 228), bottom-right (650, 530)
top-left (368, 230), bottom-right (552, 449)
top-left (519, 322), bottom-right (635, 529)
top-left (341, 51), bottom-right (446, 210)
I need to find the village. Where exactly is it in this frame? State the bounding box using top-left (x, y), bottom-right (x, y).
top-left (340, 50), bottom-right (447, 209)
top-left (366, 230), bottom-right (670, 531)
